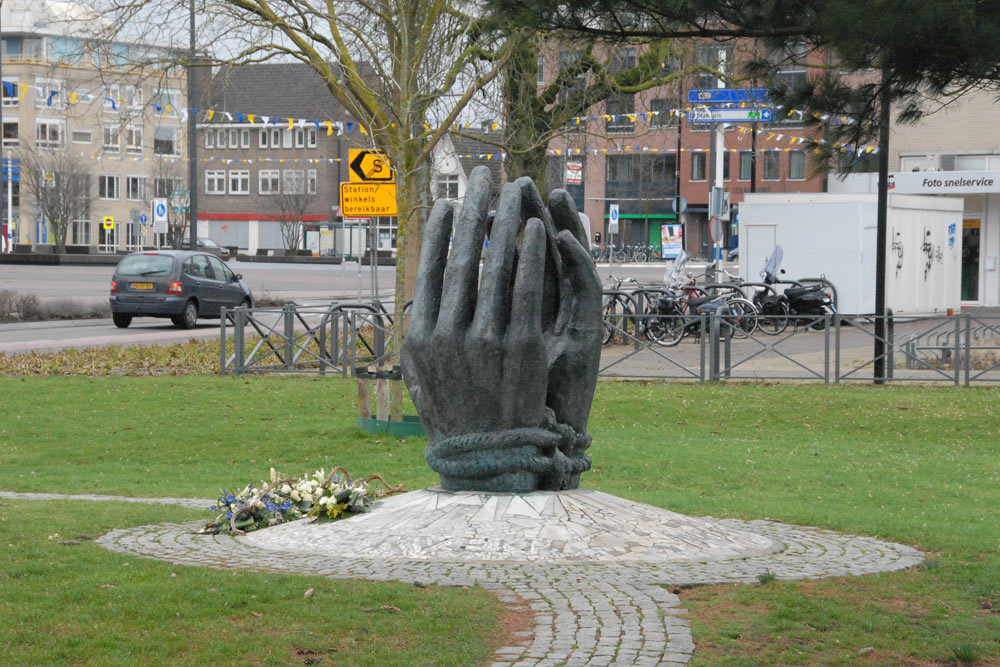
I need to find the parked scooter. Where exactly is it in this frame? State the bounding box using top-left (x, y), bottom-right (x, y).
top-left (757, 245), bottom-right (835, 331)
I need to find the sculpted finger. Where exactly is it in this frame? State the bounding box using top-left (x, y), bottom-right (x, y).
top-left (407, 199), bottom-right (454, 337)
top-left (504, 218), bottom-right (548, 425)
top-left (548, 189), bottom-right (589, 247)
top-left (556, 229), bottom-right (604, 329)
top-left (514, 178), bottom-right (561, 330)
top-left (472, 183), bottom-right (521, 338)
top-left (437, 166), bottom-right (493, 333)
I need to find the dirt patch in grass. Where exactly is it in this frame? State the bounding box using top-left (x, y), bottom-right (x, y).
top-left (489, 589), bottom-right (537, 658)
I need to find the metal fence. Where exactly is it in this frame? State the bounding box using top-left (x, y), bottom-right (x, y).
top-left (219, 301), bottom-right (1000, 385)
top-left (219, 301), bottom-right (395, 375)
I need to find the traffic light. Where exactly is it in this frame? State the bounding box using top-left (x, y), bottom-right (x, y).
top-left (594, 232), bottom-right (602, 243)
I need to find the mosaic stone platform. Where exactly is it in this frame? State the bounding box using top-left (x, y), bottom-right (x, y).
top-left (242, 487), bottom-right (784, 563)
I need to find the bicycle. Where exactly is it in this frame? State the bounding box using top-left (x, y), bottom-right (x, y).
top-left (602, 275), bottom-right (639, 344)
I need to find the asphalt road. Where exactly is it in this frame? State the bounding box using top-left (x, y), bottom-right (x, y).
top-left (0, 259), bottom-right (688, 354)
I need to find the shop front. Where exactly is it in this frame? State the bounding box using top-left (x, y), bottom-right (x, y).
top-left (889, 171), bottom-right (1000, 307)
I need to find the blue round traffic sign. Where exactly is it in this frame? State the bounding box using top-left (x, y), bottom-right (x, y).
top-left (155, 203), bottom-right (167, 217)
top-left (140, 214), bottom-right (148, 224)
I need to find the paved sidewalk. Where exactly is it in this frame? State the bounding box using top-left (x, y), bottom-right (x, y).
top-left (2, 490), bottom-right (924, 667)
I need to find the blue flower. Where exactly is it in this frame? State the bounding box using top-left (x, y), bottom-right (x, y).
top-left (209, 505), bottom-right (218, 511)
top-left (225, 511), bottom-right (233, 519)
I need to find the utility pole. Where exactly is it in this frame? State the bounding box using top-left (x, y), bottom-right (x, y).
top-left (874, 65), bottom-right (891, 383)
top-left (187, 0), bottom-right (199, 247)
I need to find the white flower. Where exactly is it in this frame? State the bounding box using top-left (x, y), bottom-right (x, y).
top-left (301, 493), bottom-right (313, 503)
top-left (290, 490), bottom-right (301, 502)
top-left (319, 496), bottom-right (330, 507)
top-left (270, 468), bottom-right (277, 482)
top-left (281, 484), bottom-right (292, 495)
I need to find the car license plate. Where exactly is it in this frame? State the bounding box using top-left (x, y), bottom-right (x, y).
top-left (129, 282), bottom-right (154, 290)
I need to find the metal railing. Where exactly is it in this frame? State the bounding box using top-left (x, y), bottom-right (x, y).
top-left (219, 302), bottom-right (1000, 385)
top-left (219, 301), bottom-right (395, 375)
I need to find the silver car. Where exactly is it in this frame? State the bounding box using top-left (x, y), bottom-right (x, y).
top-left (109, 250), bottom-right (253, 329)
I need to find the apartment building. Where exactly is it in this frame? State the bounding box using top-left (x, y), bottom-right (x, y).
top-left (540, 40), bottom-right (829, 259)
top-left (1, 0), bottom-right (187, 252)
top-left (194, 63), bottom-right (366, 255)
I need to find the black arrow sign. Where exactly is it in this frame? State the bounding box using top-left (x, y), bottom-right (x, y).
top-left (349, 151), bottom-right (393, 181)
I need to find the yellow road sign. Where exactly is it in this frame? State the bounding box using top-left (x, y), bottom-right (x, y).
top-left (102, 216), bottom-right (115, 230)
top-left (348, 149), bottom-right (393, 182)
top-left (340, 182), bottom-right (398, 216)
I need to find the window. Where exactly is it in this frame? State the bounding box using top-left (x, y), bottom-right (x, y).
top-left (762, 151), bottom-right (780, 180)
top-left (229, 170), bottom-right (250, 194)
top-left (154, 178), bottom-right (182, 198)
top-left (772, 42), bottom-right (809, 90)
top-left (35, 77), bottom-right (66, 109)
top-left (639, 155), bottom-right (671, 182)
top-left (282, 129), bottom-right (293, 148)
top-left (153, 126), bottom-right (179, 155)
top-left (205, 170), bottom-right (226, 195)
top-left (205, 130), bottom-right (214, 149)
top-left (240, 128), bottom-right (250, 148)
top-left (216, 128), bottom-right (226, 149)
top-left (99, 174), bottom-right (120, 199)
top-left (722, 152), bottom-right (731, 181)
top-left (259, 129), bottom-right (268, 148)
top-left (126, 175), bottom-right (147, 201)
top-left (152, 89), bottom-right (182, 116)
top-left (282, 169), bottom-right (305, 194)
top-left (605, 94), bottom-right (635, 133)
top-left (788, 150), bottom-right (806, 180)
top-left (103, 124), bottom-right (120, 153)
top-left (125, 84), bottom-right (142, 109)
top-left (649, 98), bottom-right (675, 128)
top-left (739, 152), bottom-right (753, 181)
top-left (306, 127), bottom-right (316, 148)
top-left (438, 174), bottom-right (459, 199)
top-left (307, 169), bottom-right (317, 194)
top-left (270, 128), bottom-right (281, 148)
top-left (606, 155), bottom-right (634, 182)
top-left (72, 218), bottom-right (91, 245)
top-left (2, 77), bottom-right (18, 106)
top-left (259, 169), bottom-right (280, 194)
top-left (693, 44), bottom-right (733, 89)
top-left (126, 125), bottom-right (142, 154)
top-left (104, 84), bottom-right (121, 112)
top-left (536, 55), bottom-right (545, 85)
top-left (208, 255), bottom-right (233, 282)
top-left (183, 255), bottom-right (213, 279)
top-left (294, 128), bottom-right (305, 148)
top-left (36, 120), bottom-right (65, 149)
top-left (2, 122), bottom-right (17, 147)
top-left (609, 47), bottom-right (636, 73)
top-left (72, 129), bottom-right (92, 144)
top-left (690, 152), bottom-right (707, 181)
top-left (229, 129), bottom-right (238, 148)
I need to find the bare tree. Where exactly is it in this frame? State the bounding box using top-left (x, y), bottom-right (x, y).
top-left (272, 190), bottom-right (313, 252)
top-left (18, 150), bottom-right (92, 253)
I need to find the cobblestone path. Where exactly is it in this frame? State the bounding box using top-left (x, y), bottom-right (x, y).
top-left (2, 490), bottom-right (923, 667)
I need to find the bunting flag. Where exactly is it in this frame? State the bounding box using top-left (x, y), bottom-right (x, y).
top-left (1, 77), bottom-right (880, 156)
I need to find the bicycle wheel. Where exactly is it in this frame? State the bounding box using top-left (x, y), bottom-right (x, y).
top-left (633, 251), bottom-right (647, 263)
top-left (603, 295), bottom-right (632, 344)
top-left (647, 311), bottom-right (685, 346)
top-left (613, 250), bottom-right (627, 263)
top-left (725, 297), bottom-right (758, 338)
top-left (755, 297), bottom-right (789, 335)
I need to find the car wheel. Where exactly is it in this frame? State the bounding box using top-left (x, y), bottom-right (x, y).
top-left (112, 313), bottom-right (132, 329)
top-left (172, 300), bottom-right (198, 329)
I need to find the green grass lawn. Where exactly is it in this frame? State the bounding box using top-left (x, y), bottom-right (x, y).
top-left (1, 374), bottom-right (999, 665)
